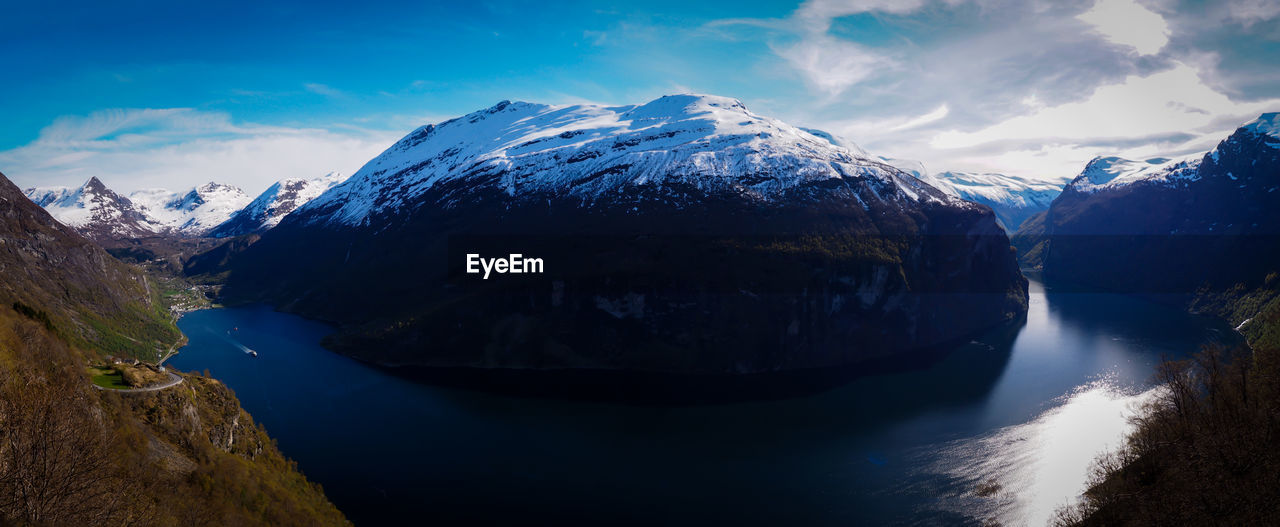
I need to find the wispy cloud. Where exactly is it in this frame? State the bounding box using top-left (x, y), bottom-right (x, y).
top-left (773, 35), bottom-right (890, 96)
top-left (0, 108), bottom-right (401, 194)
top-left (1077, 0), bottom-right (1170, 55)
top-left (303, 83), bottom-right (347, 98)
top-left (930, 63), bottom-right (1280, 149)
top-left (715, 0), bottom-right (931, 97)
top-left (792, 0), bottom-right (930, 31)
top-left (1225, 0), bottom-right (1280, 28)
top-left (891, 104), bottom-right (950, 131)
top-left (705, 0), bottom-right (1280, 181)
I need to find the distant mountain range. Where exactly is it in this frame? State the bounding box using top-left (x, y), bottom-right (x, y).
top-left (216, 94), bottom-right (1029, 373)
top-left (129, 182), bottom-right (251, 235)
top-left (801, 130), bottom-right (1067, 232)
top-left (20, 107), bottom-right (1067, 243)
top-left (23, 173), bottom-right (347, 243)
top-left (923, 171), bottom-right (1067, 231)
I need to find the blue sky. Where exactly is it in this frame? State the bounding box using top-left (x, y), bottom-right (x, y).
top-left (3, 0), bottom-right (1279, 194)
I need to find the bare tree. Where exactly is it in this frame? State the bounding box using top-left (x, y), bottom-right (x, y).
top-left (0, 372), bottom-right (148, 525)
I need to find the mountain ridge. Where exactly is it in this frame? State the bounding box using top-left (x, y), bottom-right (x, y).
top-left (292, 94), bottom-right (964, 229)
top-left (24, 173), bottom-right (344, 242)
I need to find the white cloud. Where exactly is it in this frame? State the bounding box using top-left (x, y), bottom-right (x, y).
top-left (793, 0), bottom-right (928, 32)
top-left (760, 0), bottom-right (937, 96)
top-left (774, 34), bottom-right (889, 95)
top-left (0, 108), bottom-right (401, 195)
top-left (1226, 0), bottom-right (1280, 28)
top-left (930, 63), bottom-right (1280, 149)
top-left (304, 83), bottom-right (347, 98)
top-left (891, 104), bottom-right (950, 131)
top-left (1077, 0), bottom-right (1170, 55)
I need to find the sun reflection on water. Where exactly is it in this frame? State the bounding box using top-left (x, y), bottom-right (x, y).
top-left (918, 380), bottom-right (1161, 526)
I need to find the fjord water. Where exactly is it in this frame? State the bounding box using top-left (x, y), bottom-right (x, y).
top-left (169, 279), bottom-right (1236, 526)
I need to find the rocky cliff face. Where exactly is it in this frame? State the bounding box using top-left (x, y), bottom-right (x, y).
top-left (216, 95), bottom-right (1028, 374)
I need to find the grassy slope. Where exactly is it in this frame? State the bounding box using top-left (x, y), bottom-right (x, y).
top-left (0, 309), bottom-right (348, 526)
top-left (88, 366), bottom-right (130, 389)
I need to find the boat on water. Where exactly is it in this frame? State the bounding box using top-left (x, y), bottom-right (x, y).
top-left (246, 349), bottom-right (258, 357)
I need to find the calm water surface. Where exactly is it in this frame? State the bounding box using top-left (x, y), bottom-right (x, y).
top-left (169, 279), bottom-right (1236, 526)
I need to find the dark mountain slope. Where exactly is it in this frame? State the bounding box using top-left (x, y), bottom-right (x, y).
top-left (1, 172), bottom-right (177, 358)
top-left (1016, 113), bottom-right (1280, 297)
top-left (216, 95), bottom-right (1028, 374)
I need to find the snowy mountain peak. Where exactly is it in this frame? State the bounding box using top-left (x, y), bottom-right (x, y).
top-left (172, 182), bottom-right (247, 211)
top-left (926, 171), bottom-right (1067, 230)
top-left (619, 93), bottom-right (745, 121)
top-left (301, 94), bottom-right (951, 227)
top-left (23, 177), bottom-right (157, 241)
top-left (1081, 156), bottom-right (1171, 185)
top-left (83, 176), bottom-right (109, 193)
top-left (207, 172), bottom-right (349, 237)
top-left (128, 182), bottom-right (250, 235)
top-left (1069, 154), bottom-right (1203, 193)
top-left (1241, 112), bottom-right (1280, 140)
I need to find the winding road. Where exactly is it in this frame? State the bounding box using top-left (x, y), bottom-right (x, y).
top-left (93, 371), bottom-right (184, 393)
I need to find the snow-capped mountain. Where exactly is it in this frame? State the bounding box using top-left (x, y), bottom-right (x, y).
top-left (208, 172), bottom-right (348, 238)
top-left (298, 95), bottom-right (957, 227)
top-left (220, 94), bottom-right (1027, 375)
top-left (1065, 154), bottom-right (1204, 194)
top-left (1056, 113), bottom-right (1279, 199)
top-left (928, 171), bottom-right (1067, 231)
top-left (23, 177), bottom-right (159, 243)
top-left (129, 183), bottom-right (251, 236)
top-left (24, 178), bottom-right (253, 241)
top-left (1015, 112), bottom-right (1280, 294)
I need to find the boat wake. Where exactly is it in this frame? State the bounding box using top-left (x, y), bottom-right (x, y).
top-left (209, 328), bottom-right (259, 357)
